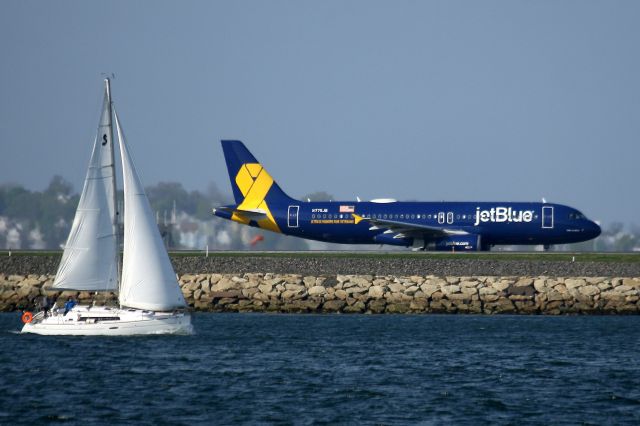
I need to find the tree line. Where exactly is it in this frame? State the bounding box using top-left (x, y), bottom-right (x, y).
top-left (0, 177), bottom-right (637, 252)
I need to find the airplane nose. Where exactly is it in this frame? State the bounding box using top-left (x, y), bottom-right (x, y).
top-left (589, 221), bottom-right (601, 239)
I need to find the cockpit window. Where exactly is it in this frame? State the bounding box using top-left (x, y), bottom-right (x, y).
top-left (569, 212), bottom-right (586, 220)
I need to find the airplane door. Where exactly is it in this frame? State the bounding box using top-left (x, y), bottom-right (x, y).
top-left (542, 206), bottom-right (554, 229)
top-left (288, 205), bottom-right (299, 228)
top-left (438, 212), bottom-right (445, 224)
top-left (447, 212), bottom-right (454, 224)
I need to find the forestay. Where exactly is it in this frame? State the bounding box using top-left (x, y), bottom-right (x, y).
top-left (52, 81), bottom-right (118, 291)
top-left (114, 110), bottom-right (187, 311)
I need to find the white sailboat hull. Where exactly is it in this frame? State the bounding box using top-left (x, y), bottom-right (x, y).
top-left (21, 305), bottom-right (193, 336)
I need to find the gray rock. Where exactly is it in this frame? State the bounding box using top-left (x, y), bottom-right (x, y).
top-left (335, 289), bottom-right (348, 300)
top-left (308, 286), bottom-right (326, 296)
top-left (258, 283), bottom-right (273, 294)
top-left (367, 286), bottom-right (385, 299)
top-left (323, 300), bottom-right (346, 312)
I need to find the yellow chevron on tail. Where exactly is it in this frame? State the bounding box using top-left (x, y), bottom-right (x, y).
top-left (232, 163), bottom-right (281, 233)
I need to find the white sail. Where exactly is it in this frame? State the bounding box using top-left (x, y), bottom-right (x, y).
top-left (52, 80), bottom-right (118, 291)
top-left (114, 110), bottom-right (187, 311)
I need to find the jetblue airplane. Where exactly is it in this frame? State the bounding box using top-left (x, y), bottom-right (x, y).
top-left (213, 140), bottom-right (601, 251)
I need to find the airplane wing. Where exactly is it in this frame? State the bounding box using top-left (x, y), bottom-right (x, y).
top-left (213, 207), bottom-right (268, 220)
top-left (353, 214), bottom-right (468, 240)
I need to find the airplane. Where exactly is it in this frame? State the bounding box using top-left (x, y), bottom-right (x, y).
top-left (212, 140), bottom-right (601, 251)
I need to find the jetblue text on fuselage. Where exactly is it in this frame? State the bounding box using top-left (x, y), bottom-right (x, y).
top-left (473, 207), bottom-right (534, 226)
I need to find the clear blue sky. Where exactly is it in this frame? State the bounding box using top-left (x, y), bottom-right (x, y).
top-left (1, 1), bottom-right (638, 226)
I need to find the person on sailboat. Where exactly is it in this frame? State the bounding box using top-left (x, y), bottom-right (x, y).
top-left (40, 295), bottom-right (51, 318)
top-left (64, 296), bottom-right (77, 316)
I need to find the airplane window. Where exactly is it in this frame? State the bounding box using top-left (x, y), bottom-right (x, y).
top-left (416, 214), bottom-right (420, 219)
top-left (383, 214), bottom-right (388, 219)
top-left (312, 214), bottom-right (315, 219)
top-left (394, 214), bottom-right (399, 219)
top-left (428, 214), bottom-right (432, 219)
top-left (534, 215), bottom-right (538, 219)
top-left (322, 214), bottom-right (326, 219)
top-left (400, 214), bottom-right (404, 219)
top-left (456, 215), bottom-right (460, 219)
top-left (411, 214), bottom-right (415, 219)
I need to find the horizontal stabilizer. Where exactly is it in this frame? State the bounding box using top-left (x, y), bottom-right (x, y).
top-left (213, 207), bottom-right (268, 220)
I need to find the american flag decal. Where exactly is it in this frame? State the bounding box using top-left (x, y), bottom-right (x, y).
top-left (339, 205), bottom-right (355, 213)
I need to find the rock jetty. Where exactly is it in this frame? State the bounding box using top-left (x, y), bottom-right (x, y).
top-left (2, 273), bottom-right (639, 315)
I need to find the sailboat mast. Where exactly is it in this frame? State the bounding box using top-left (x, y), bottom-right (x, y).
top-left (104, 78), bottom-right (121, 294)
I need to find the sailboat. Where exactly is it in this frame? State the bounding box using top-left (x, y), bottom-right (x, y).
top-left (22, 79), bottom-right (192, 335)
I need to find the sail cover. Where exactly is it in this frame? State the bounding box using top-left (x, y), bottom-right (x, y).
top-left (115, 110), bottom-right (187, 311)
top-left (52, 80), bottom-right (118, 291)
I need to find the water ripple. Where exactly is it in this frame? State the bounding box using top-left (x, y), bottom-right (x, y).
top-left (2, 313), bottom-right (640, 425)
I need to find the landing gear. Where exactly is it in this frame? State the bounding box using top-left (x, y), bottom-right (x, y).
top-left (543, 244), bottom-right (551, 251)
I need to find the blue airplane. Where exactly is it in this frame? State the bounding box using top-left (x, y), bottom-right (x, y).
top-left (212, 140), bottom-right (601, 251)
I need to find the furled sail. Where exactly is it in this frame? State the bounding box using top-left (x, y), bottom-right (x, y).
top-left (52, 79), bottom-right (118, 291)
top-left (114, 109), bottom-right (187, 311)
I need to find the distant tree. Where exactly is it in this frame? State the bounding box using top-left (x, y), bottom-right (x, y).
top-left (45, 175), bottom-right (74, 199)
top-left (607, 222), bottom-right (624, 237)
top-left (145, 182), bottom-right (189, 219)
top-left (1, 184), bottom-right (35, 219)
top-left (145, 181), bottom-right (232, 222)
top-left (206, 182), bottom-right (231, 206)
top-left (38, 176), bottom-right (79, 248)
top-left (0, 177), bottom-right (79, 248)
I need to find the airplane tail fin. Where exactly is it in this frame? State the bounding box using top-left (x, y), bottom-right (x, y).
top-left (221, 140), bottom-right (296, 208)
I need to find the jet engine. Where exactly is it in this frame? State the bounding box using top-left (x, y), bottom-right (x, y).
top-left (427, 235), bottom-right (482, 252)
top-left (373, 233), bottom-right (413, 247)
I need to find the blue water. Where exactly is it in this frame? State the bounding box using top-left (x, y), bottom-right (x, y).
top-left (1, 313), bottom-right (639, 425)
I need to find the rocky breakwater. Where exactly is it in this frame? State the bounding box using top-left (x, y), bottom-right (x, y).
top-left (0, 274), bottom-right (116, 312)
top-left (3, 273), bottom-right (640, 314)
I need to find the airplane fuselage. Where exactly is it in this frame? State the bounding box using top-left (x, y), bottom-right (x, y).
top-left (213, 140), bottom-right (601, 251)
top-left (215, 200), bottom-right (600, 251)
